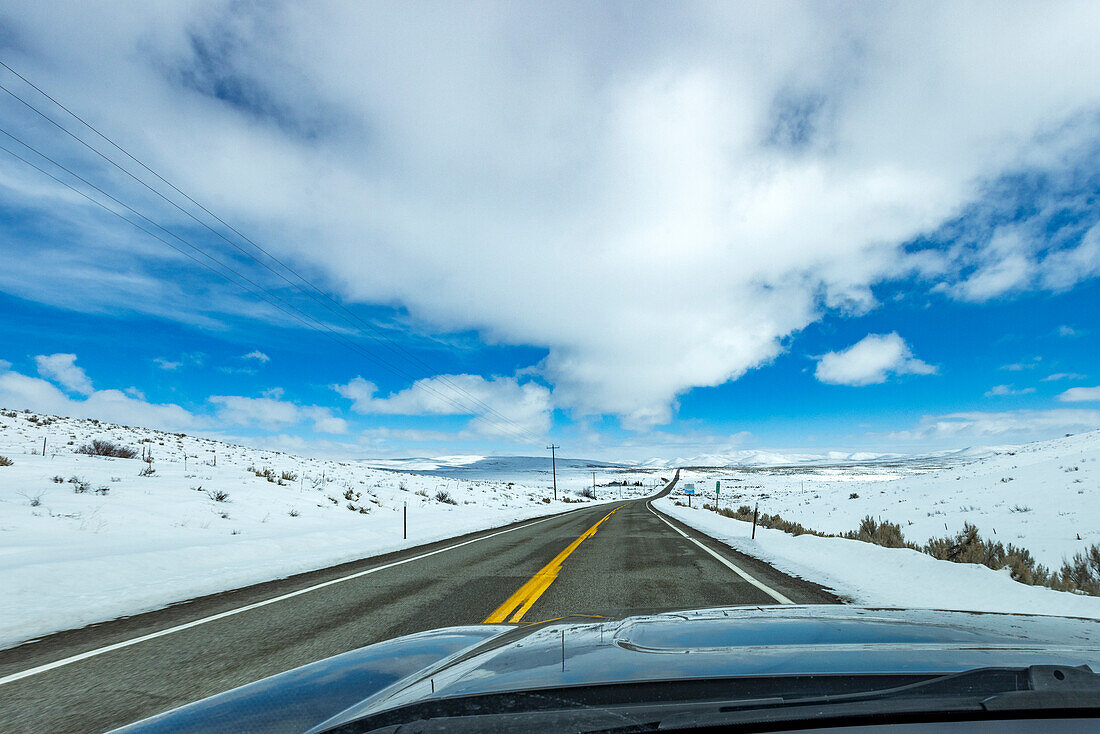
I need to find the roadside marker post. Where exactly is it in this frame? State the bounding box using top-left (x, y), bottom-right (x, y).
top-left (752, 503), bottom-right (759, 539)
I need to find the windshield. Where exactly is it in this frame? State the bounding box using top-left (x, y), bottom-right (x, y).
top-left (0, 3), bottom-right (1098, 734)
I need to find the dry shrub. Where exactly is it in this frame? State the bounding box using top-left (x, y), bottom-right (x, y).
top-left (77, 440), bottom-right (137, 458)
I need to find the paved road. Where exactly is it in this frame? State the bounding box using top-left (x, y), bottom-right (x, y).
top-left (0, 472), bottom-right (836, 732)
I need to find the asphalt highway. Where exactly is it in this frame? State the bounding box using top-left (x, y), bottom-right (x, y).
top-left (0, 472), bottom-right (837, 733)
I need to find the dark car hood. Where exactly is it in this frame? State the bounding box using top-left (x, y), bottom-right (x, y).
top-left (113, 605), bottom-right (1100, 734)
top-left (317, 605), bottom-right (1100, 730)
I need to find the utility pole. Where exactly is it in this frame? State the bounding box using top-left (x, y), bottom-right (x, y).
top-left (547, 445), bottom-right (559, 501)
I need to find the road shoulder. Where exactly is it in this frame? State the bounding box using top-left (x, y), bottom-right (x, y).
top-left (648, 498), bottom-right (841, 605)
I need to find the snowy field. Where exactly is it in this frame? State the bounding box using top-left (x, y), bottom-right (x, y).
top-left (658, 429), bottom-right (1100, 617)
top-left (0, 409), bottom-right (653, 650)
top-left (656, 497), bottom-right (1100, 618)
top-left (363, 454), bottom-right (670, 495)
top-left (677, 430), bottom-right (1099, 569)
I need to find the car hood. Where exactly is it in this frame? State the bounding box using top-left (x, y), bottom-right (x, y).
top-left (114, 605), bottom-right (1100, 734)
top-left (317, 605), bottom-right (1100, 730)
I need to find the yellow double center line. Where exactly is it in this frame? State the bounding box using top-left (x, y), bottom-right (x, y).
top-left (484, 504), bottom-right (626, 623)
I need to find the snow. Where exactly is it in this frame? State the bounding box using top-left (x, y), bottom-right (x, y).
top-left (0, 409), bottom-right (653, 650)
top-left (3, 405), bottom-right (1097, 650)
top-left (361, 454), bottom-right (642, 483)
top-left (656, 429), bottom-right (1100, 617)
top-left (642, 449), bottom-right (906, 468)
top-left (676, 429), bottom-right (1100, 568)
top-left (656, 497), bottom-right (1100, 618)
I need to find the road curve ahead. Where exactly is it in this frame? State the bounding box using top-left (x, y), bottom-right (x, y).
top-left (0, 471), bottom-right (837, 733)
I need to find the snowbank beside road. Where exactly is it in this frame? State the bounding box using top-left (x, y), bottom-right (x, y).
top-left (654, 497), bottom-right (1100, 619)
top-left (676, 430), bottom-right (1100, 569)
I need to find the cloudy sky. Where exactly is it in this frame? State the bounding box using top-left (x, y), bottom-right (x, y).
top-left (0, 1), bottom-right (1098, 460)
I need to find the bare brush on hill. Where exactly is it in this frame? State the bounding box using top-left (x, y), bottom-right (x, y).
top-left (76, 440), bottom-right (138, 459)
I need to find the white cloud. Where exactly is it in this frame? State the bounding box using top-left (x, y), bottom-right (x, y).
top-left (154, 353), bottom-right (203, 371)
top-left (1000, 358), bottom-right (1042, 371)
top-left (334, 373), bottom-right (551, 439)
top-left (0, 364), bottom-right (201, 431)
top-left (1, 359), bottom-right (348, 436)
top-left (332, 377), bottom-right (378, 409)
top-left (1058, 386), bottom-right (1100, 402)
top-left (948, 229), bottom-right (1035, 302)
top-left (305, 410), bottom-right (349, 435)
top-left (984, 384), bottom-right (1035, 397)
top-left (359, 426), bottom-right (471, 444)
top-left (1, 3), bottom-right (1099, 426)
top-left (208, 395), bottom-right (300, 425)
top-left (1039, 222), bottom-right (1100, 291)
top-left (890, 409), bottom-right (1100, 442)
top-left (814, 333), bottom-right (936, 386)
top-left (1043, 372), bottom-right (1086, 382)
top-left (242, 350), bottom-right (270, 363)
top-left (1058, 325), bottom-right (1078, 337)
top-left (35, 353), bottom-right (94, 395)
top-left (209, 395), bottom-right (347, 434)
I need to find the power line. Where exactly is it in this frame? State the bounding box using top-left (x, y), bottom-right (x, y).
top-left (0, 131), bottom-right (536, 443)
top-left (0, 62), bottom-right (540, 441)
top-left (0, 125), bottom-right (540, 443)
top-left (0, 64), bottom-right (543, 443)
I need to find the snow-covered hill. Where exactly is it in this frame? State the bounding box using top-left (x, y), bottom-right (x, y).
top-left (659, 430), bottom-right (1100, 618)
top-left (677, 429), bottom-right (1100, 568)
top-left (361, 454), bottom-right (661, 486)
top-left (642, 448), bottom-right (906, 468)
top-left (0, 409), bottom-right (653, 649)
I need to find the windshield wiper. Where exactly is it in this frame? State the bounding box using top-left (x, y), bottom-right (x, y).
top-left (325, 665), bottom-right (1100, 733)
top-left (653, 665), bottom-right (1100, 730)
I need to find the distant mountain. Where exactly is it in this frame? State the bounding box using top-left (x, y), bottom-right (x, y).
top-left (640, 449), bottom-right (903, 468)
top-left (360, 454), bottom-right (631, 480)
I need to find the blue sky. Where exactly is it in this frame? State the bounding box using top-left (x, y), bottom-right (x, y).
top-left (0, 2), bottom-right (1098, 460)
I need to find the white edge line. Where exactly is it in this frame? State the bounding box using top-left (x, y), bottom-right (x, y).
top-left (0, 508), bottom-right (588, 687)
top-left (647, 501), bottom-right (794, 605)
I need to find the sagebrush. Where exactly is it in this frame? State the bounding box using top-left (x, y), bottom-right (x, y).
top-left (77, 440), bottom-right (138, 459)
top-left (704, 503), bottom-right (1100, 597)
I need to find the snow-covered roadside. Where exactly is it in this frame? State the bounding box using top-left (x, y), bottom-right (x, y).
top-left (653, 496), bottom-right (1100, 619)
top-left (0, 410), bottom-right (653, 650)
top-left (676, 430), bottom-right (1100, 570)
